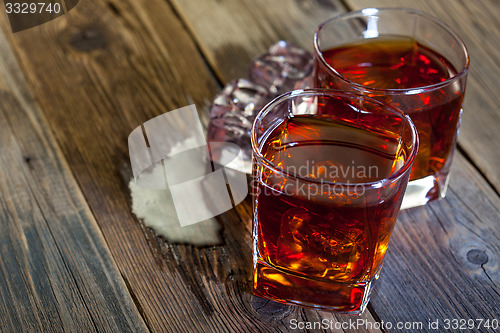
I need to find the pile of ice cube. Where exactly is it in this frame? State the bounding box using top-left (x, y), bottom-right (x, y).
top-left (207, 41), bottom-right (314, 173)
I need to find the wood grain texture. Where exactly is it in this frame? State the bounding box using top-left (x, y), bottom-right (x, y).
top-left (371, 153), bottom-right (500, 332)
top-left (170, 0), bottom-right (346, 82)
top-left (344, 0), bottom-right (500, 193)
top-left (0, 22), bottom-right (147, 333)
top-left (0, 0), bottom-right (221, 331)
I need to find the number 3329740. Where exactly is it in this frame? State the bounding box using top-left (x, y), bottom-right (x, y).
top-left (5, 2), bottom-right (61, 14)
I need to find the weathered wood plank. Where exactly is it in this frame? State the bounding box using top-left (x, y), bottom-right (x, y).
top-left (170, 0), bottom-right (347, 82)
top-left (0, 0), bottom-right (219, 330)
top-left (344, 0), bottom-right (500, 193)
top-left (0, 30), bottom-right (147, 333)
top-left (371, 153), bottom-right (500, 332)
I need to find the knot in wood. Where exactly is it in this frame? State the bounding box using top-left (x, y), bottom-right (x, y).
top-left (467, 249), bottom-right (488, 265)
top-left (251, 296), bottom-right (290, 318)
top-left (69, 29), bottom-right (107, 52)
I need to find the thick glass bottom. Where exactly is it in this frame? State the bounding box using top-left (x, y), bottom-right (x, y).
top-left (252, 259), bottom-right (373, 315)
top-left (401, 171), bottom-right (449, 210)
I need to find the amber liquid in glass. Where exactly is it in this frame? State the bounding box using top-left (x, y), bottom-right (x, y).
top-left (316, 37), bottom-right (462, 181)
top-left (253, 115), bottom-right (408, 312)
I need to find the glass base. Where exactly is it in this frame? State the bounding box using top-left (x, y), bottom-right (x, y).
top-left (252, 259), bottom-right (373, 314)
top-left (401, 171), bottom-right (450, 210)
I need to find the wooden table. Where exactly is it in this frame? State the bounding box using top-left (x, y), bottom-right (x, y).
top-left (0, 0), bottom-right (498, 332)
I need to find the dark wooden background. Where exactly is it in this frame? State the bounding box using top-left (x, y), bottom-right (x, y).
top-left (0, 0), bottom-right (498, 332)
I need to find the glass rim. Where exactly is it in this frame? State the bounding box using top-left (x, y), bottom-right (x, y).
top-left (251, 88), bottom-right (419, 188)
top-left (313, 7), bottom-right (470, 94)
